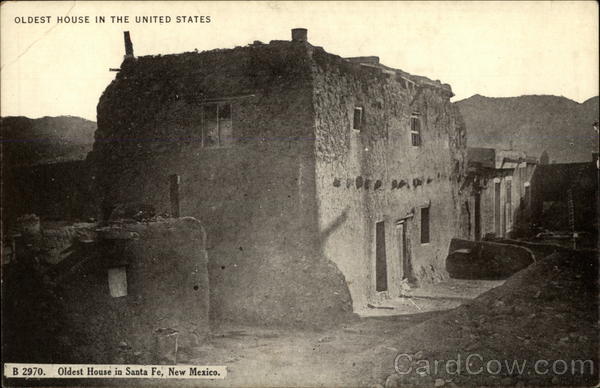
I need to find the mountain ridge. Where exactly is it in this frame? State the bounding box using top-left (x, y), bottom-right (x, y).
top-left (455, 94), bottom-right (599, 163)
top-left (1, 115), bottom-right (96, 167)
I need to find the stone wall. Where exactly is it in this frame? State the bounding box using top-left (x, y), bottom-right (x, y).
top-left (310, 47), bottom-right (468, 307)
top-left (90, 42), bottom-right (354, 327)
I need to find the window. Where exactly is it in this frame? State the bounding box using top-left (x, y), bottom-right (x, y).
top-left (202, 103), bottom-right (232, 147)
top-left (420, 207), bottom-right (430, 244)
top-left (410, 114), bottom-right (421, 146)
top-left (108, 267), bottom-right (127, 298)
top-left (353, 107), bottom-right (363, 130)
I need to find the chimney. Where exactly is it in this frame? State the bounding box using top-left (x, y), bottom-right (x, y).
top-left (123, 31), bottom-right (134, 59)
top-left (291, 28), bottom-right (308, 43)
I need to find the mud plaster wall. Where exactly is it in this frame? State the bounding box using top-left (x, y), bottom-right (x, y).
top-left (310, 47), bottom-right (468, 308)
top-left (56, 218), bottom-right (208, 363)
top-left (91, 42), bottom-right (353, 327)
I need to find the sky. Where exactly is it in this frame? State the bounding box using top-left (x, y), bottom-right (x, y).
top-left (1, 1), bottom-right (598, 121)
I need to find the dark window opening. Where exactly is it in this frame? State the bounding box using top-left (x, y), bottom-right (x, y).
top-left (375, 221), bottom-right (388, 292)
top-left (203, 103), bottom-right (232, 147)
top-left (420, 207), bottom-right (430, 244)
top-left (353, 107), bottom-right (363, 130)
top-left (410, 115), bottom-right (421, 146)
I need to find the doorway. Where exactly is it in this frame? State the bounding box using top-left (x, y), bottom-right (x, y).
top-left (474, 193), bottom-right (481, 240)
top-left (494, 181), bottom-right (501, 236)
top-left (396, 220), bottom-right (414, 283)
top-left (375, 221), bottom-right (388, 292)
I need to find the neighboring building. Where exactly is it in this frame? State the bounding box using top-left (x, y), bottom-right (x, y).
top-left (89, 29), bottom-right (468, 319)
top-left (5, 161), bottom-right (95, 223)
top-left (530, 161), bottom-right (598, 234)
top-left (465, 147), bottom-right (537, 239)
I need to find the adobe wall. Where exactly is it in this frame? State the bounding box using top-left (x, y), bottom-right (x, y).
top-left (488, 238), bottom-right (573, 261)
top-left (310, 48), bottom-right (468, 308)
top-left (91, 42), bottom-right (354, 327)
top-left (4, 218), bottom-right (208, 364)
top-left (446, 238), bottom-right (535, 279)
top-left (530, 163), bottom-right (598, 232)
top-left (466, 162), bottom-right (537, 241)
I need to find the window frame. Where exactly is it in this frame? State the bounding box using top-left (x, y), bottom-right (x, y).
top-left (410, 113), bottom-right (422, 147)
top-left (353, 106), bottom-right (364, 131)
top-left (202, 102), bottom-right (233, 147)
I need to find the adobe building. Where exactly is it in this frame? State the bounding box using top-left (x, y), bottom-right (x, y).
top-left (465, 147), bottom-right (537, 239)
top-left (530, 161), bottom-right (598, 235)
top-left (89, 29), bottom-right (469, 321)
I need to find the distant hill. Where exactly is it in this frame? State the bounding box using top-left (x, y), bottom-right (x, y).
top-left (456, 95), bottom-right (599, 163)
top-left (1, 116), bottom-right (96, 167)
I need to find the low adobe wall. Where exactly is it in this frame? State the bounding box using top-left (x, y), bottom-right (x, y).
top-left (486, 238), bottom-right (573, 261)
top-left (54, 217), bottom-right (208, 364)
top-left (446, 238), bottom-right (535, 279)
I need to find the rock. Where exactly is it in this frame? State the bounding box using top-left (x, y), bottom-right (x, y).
top-left (501, 377), bottom-right (514, 385)
top-left (494, 300), bottom-right (505, 308)
top-left (551, 376), bottom-right (560, 384)
top-left (434, 378), bottom-right (446, 387)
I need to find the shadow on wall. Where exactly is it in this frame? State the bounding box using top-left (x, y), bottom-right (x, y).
top-left (321, 208), bottom-right (349, 243)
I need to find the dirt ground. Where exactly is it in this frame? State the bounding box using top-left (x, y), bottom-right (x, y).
top-left (3, 248), bottom-right (598, 388)
top-left (132, 248), bottom-right (598, 387)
